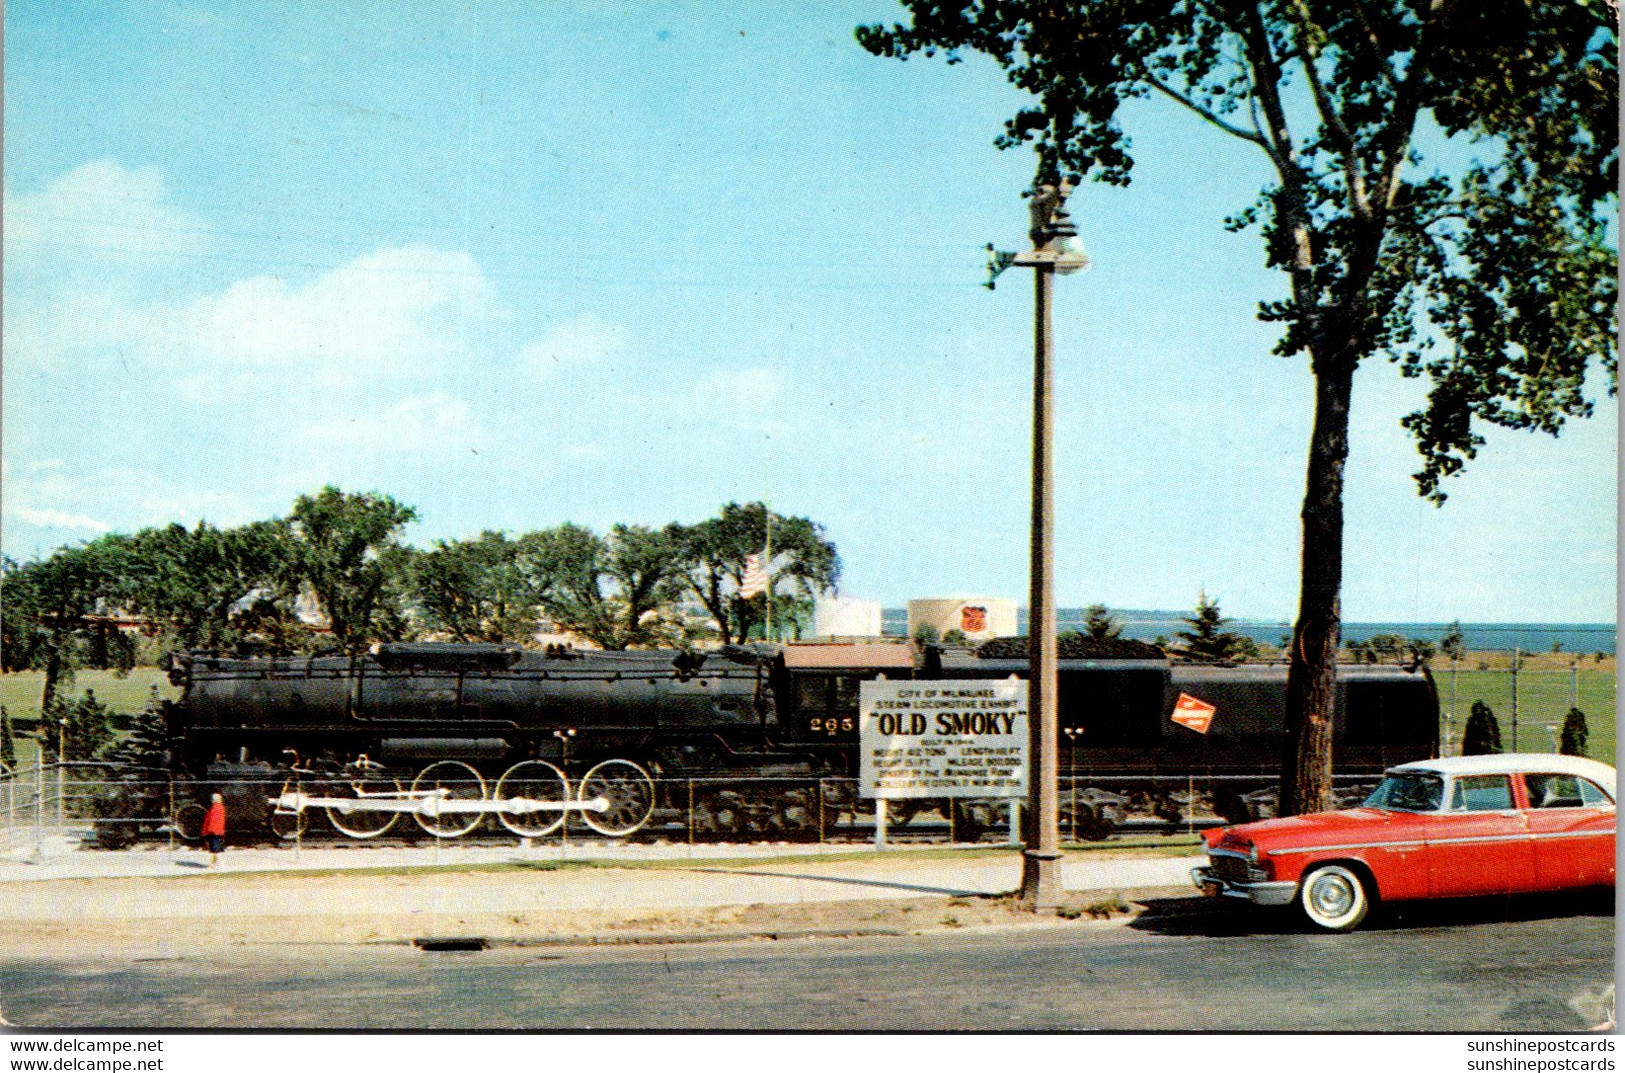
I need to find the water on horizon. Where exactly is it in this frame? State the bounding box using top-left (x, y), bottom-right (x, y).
top-left (878, 609), bottom-right (1615, 654)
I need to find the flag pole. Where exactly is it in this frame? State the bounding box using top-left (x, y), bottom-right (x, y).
top-left (764, 502), bottom-right (773, 642)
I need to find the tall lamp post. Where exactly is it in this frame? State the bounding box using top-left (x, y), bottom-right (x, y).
top-left (991, 181), bottom-right (1089, 910)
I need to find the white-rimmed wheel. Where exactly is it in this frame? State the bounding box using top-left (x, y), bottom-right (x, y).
top-left (173, 801), bottom-right (208, 842)
top-left (578, 759), bottom-right (655, 837)
top-left (494, 760), bottom-right (571, 838)
top-left (1299, 864), bottom-right (1371, 932)
top-left (411, 760), bottom-right (488, 838)
top-left (269, 779), bottom-right (310, 840)
top-left (321, 768), bottom-right (404, 840)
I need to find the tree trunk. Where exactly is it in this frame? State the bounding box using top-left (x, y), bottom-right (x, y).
top-left (40, 640), bottom-right (65, 717)
top-left (1280, 356), bottom-right (1356, 816)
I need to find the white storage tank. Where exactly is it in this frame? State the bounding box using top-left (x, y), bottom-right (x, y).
top-left (907, 596), bottom-right (1018, 643)
top-left (813, 596), bottom-right (883, 639)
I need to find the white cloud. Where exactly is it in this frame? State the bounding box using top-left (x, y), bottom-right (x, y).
top-left (7, 203), bottom-right (491, 387)
top-left (299, 392), bottom-right (479, 453)
top-left (13, 507), bottom-right (111, 533)
top-left (3, 159), bottom-right (211, 270)
top-left (1, 465), bottom-right (264, 545)
top-left (516, 316), bottom-right (625, 379)
top-left (181, 245), bottom-right (488, 370)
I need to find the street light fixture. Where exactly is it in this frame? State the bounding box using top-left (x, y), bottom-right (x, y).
top-left (992, 180), bottom-right (1089, 911)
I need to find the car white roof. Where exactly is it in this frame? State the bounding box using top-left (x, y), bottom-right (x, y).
top-left (1389, 753), bottom-right (1616, 797)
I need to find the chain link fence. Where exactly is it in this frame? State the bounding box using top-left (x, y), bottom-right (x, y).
top-left (0, 767), bottom-right (1043, 856)
top-left (1434, 662), bottom-right (1616, 759)
top-left (0, 765), bottom-right (1401, 857)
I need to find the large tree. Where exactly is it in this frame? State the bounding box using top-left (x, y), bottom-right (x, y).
top-left (0, 540), bottom-right (134, 713)
top-left (522, 523), bottom-right (689, 650)
top-left (674, 502), bottom-right (841, 645)
top-left (858, 0), bottom-right (1616, 813)
top-left (410, 530), bottom-right (554, 644)
top-left (287, 486), bottom-right (419, 652)
top-left (116, 520), bottom-right (296, 654)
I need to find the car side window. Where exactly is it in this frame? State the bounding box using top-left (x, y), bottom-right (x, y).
top-left (1449, 774), bottom-right (1513, 812)
top-left (1525, 773), bottom-right (1586, 809)
top-left (1578, 779), bottom-right (1614, 807)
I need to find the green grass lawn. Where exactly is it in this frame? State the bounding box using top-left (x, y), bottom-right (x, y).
top-left (1436, 667), bottom-right (1615, 761)
top-left (1, 668), bottom-right (178, 769)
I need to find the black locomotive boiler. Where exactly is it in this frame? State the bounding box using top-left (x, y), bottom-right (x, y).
top-left (168, 642), bottom-right (826, 840)
top-left (163, 639), bottom-right (1438, 841)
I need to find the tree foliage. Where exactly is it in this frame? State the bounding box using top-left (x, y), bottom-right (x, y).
top-left (115, 520), bottom-right (295, 655)
top-left (287, 486), bottom-right (418, 652)
top-left (410, 530), bottom-right (553, 644)
top-left (673, 502), bottom-right (840, 645)
top-left (38, 689), bottom-right (117, 763)
top-left (527, 523), bottom-right (691, 650)
top-left (1083, 603), bottom-right (1123, 640)
top-left (1559, 706), bottom-right (1589, 757)
top-left (1440, 622), bottom-right (1466, 661)
top-left (0, 540), bottom-right (133, 712)
top-left (0, 706), bottom-right (16, 769)
top-left (858, 0), bottom-right (1616, 814)
top-left (8, 491), bottom-right (845, 658)
top-left (1176, 591), bottom-right (1251, 661)
top-left (1461, 699), bottom-right (1503, 756)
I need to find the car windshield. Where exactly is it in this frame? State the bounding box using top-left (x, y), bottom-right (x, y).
top-left (1364, 772), bottom-right (1444, 812)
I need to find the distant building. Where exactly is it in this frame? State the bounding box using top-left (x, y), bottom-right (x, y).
top-left (813, 597), bottom-right (883, 639)
top-left (908, 596), bottom-right (1017, 643)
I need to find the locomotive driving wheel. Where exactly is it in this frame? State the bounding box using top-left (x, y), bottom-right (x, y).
top-left (494, 760), bottom-right (571, 838)
top-left (578, 758), bottom-right (655, 837)
top-left (410, 760), bottom-right (488, 838)
top-left (320, 765), bottom-right (404, 840)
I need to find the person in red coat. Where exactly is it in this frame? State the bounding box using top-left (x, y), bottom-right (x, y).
top-left (202, 793), bottom-right (226, 867)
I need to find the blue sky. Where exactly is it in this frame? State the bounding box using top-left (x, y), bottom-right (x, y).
top-left (3, 1), bottom-right (1616, 622)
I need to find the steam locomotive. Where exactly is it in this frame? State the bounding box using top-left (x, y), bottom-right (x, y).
top-left (162, 639), bottom-right (1439, 841)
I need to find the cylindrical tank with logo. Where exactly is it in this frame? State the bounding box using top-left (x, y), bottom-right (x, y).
top-left (906, 596), bottom-right (1017, 643)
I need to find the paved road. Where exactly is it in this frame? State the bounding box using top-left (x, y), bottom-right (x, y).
top-left (1, 893), bottom-right (1611, 1032)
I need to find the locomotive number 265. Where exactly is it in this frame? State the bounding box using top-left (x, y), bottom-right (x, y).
top-left (808, 717), bottom-right (855, 736)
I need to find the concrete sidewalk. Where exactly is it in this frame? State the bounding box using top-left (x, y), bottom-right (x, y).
top-left (0, 833), bottom-right (1204, 923)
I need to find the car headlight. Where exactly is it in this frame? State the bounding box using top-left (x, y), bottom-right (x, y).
top-left (1246, 843), bottom-right (1259, 865)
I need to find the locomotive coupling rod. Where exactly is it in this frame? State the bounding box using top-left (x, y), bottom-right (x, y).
top-left (411, 796), bottom-right (611, 815)
top-left (270, 792), bottom-right (611, 815)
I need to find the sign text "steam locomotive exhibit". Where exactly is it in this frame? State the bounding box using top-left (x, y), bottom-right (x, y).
top-left (858, 680), bottom-right (1028, 799)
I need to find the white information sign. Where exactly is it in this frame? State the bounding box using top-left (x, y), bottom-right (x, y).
top-left (858, 678), bottom-right (1028, 800)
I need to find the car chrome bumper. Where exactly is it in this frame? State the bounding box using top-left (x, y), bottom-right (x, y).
top-left (1191, 866), bottom-right (1298, 907)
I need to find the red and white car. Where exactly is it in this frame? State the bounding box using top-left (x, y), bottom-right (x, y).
top-left (1192, 754), bottom-right (1616, 931)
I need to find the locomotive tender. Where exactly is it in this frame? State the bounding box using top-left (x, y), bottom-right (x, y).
top-left (164, 640), bottom-right (1439, 841)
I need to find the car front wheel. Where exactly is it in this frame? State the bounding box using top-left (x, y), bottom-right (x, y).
top-left (1299, 864), bottom-right (1370, 932)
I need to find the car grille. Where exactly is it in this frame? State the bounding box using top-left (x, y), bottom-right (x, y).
top-left (1210, 853), bottom-right (1265, 884)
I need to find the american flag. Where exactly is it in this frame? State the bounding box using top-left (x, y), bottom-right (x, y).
top-left (739, 553), bottom-right (769, 599)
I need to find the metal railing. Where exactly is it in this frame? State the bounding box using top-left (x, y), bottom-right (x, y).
top-left (0, 768), bottom-right (1264, 854)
